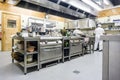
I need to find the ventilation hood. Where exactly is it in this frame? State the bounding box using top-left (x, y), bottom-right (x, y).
top-left (16, 0), bottom-right (96, 19)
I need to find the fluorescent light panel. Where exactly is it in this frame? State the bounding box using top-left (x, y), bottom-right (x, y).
top-left (69, 0), bottom-right (91, 12)
top-left (104, 0), bottom-right (110, 5)
top-left (82, 0), bottom-right (102, 11)
top-left (61, 0), bottom-right (97, 15)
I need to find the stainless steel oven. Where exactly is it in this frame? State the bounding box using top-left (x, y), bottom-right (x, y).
top-left (70, 36), bottom-right (83, 56)
top-left (40, 37), bottom-right (62, 63)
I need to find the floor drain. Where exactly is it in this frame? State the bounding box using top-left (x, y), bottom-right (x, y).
top-left (73, 70), bottom-right (80, 74)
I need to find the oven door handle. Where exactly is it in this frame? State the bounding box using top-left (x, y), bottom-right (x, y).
top-left (72, 44), bottom-right (78, 46)
top-left (71, 43), bottom-right (80, 46)
top-left (43, 47), bottom-right (61, 51)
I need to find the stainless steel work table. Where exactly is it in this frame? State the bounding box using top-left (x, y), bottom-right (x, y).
top-left (101, 35), bottom-right (120, 80)
top-left (12, 36), bottom-right (40, 75)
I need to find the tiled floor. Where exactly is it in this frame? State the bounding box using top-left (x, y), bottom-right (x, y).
top-left (0, 51), bottom-right (102, 80)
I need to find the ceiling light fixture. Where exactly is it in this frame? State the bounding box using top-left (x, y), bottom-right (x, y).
top-left (61, 0), bottom-right (97, 15)
top-left (7, 0), bottom-right (20, 5)
top-left (81, 0), bottom-right (103, 11)
top-left (61, 0), bottom-right (70, 2)
top-left (104, 0), bottom-right (110, 5)
top-left (65, 0), bottom-right (92, 14)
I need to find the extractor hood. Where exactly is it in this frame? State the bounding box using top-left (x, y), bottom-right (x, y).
top-left (16, 0), bottom-right (96, 19)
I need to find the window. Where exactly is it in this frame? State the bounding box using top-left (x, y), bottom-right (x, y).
top-left (7, 19), bottom-right (16, 28)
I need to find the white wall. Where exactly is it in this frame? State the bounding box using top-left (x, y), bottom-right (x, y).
top-left (21, 15), bottom-right (64, 30)
top-left (21, 15), bottom-right (29, 28)
top-left (56, 21), bottom-right (64, 29)
top-left (97, 15), bottom-right (120, 23)
top-left (21, 15), bottom-right (45, 28)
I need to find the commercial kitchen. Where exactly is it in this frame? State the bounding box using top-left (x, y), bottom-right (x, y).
top-left (0, 0), bottom-right (120, 80)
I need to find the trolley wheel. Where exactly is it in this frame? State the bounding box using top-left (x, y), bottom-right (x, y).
top-left (37, 69), bottom-right (39, 71)
top-left (12, 59), bottom-right (14, 63)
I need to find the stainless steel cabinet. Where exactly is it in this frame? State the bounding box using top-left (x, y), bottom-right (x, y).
top-left (40, 45), bottom-right (62, 62)
top-left (70, 37), bottom-right (83, 56)
top-left (101, 35), bottom-right (120, 80)
top-left (39, 37), bottom-right (63, 65)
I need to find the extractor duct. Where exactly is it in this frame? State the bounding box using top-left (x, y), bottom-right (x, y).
top-left (23, 0), bottom-right (86, 18)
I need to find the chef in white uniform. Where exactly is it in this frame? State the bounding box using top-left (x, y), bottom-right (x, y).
top-left (73, 28), bottom-right (84, 36)
top-left (94, 24), bottom-right (105, 51)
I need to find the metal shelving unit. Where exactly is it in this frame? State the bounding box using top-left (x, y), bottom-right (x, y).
top-left (12, 36), bottom-right (40, 75)
top-left (62, 37), bottom-right (70, 62)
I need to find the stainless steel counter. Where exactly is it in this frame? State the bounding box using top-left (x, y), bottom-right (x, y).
top-left (101, 35), bottom-right (120, 80)
top-left (101, 35), bottom-right (120, 41)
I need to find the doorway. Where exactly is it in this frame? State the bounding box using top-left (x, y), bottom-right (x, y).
top-left (2, 13), bottom-right (21, 51)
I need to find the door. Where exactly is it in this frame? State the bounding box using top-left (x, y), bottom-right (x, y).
top-left (2, 13), bottom-right (21, 51)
